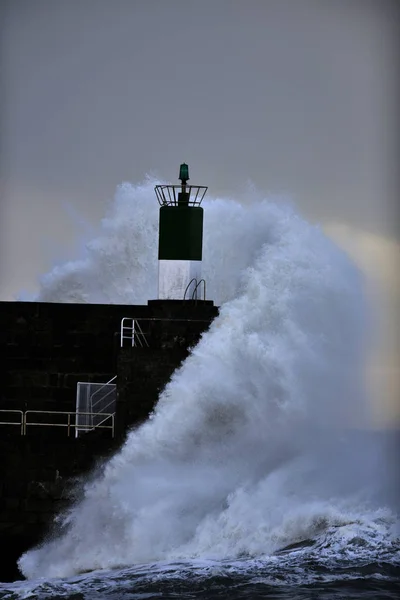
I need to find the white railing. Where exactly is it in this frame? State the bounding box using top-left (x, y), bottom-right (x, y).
top-left (90, 376), bottom-right (117, 431)
top-left (0, 410), bottom-right (115, 437)
top-left (0, 409), bottom-right (24, 435)
top-left (25, 410), bottom-right (114, 437)
top-left (120, 317), bottom-right (149, 348)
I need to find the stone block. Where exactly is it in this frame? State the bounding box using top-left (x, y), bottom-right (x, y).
top-left (4, 498), bottom-right (21, 510)
top-left (25, 498), bottom-right (56, 513)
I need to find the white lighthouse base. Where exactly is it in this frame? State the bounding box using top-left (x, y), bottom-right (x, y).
top-left (158, 260), bottom-right (203, 300)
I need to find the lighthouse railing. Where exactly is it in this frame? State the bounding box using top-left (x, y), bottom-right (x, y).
top-left (154, 184), bottom-right (208, 207)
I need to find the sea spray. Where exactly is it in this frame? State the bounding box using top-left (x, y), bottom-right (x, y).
top-left (19, 180), bottom-right (393, 579)
top-left (34, 179), bottom-right (301, 308)
top-left (36, 179), bottom-right (159, 304)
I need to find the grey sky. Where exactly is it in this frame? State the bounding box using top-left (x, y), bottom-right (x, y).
top-left (1, 0), bottom-right (399, 298)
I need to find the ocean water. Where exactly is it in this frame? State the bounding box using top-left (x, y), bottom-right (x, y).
top-left (3, 179), bottom-right (399, 598)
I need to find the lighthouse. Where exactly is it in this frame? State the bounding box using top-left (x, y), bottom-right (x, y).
top-left (155, 164), bottom-right (208, 300)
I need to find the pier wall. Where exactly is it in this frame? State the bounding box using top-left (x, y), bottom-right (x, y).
top-left (0, 300), bottom-right (218, 581)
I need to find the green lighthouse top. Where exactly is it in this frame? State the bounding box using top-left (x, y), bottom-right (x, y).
top-left (154, 164), bottom-right (208, 207)
top-left (179, 163), bottom-right (189, 184)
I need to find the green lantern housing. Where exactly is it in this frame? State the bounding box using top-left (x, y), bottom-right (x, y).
top-left (179, 163), bottom-right (189, 184)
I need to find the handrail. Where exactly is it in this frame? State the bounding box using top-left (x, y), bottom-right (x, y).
top-left (183, 278), bottom-right (207, 302)
top-left (0, 410), bottom-right (115, 437)
top-left (134, 320), bottom-right (149, 347)
top-left (91, 384), bottom-right (116, 412)
top-left (192, 278), bottom-right (206, 301)
top-left (120, 317), bottom-right (133, 347)
top-left (94, 409), bottom-right (116, 431)
top-left (183, 278), bottom-right (197, 301)
top-left (97, 396), bottom-right (117, 415)
top-left (120, 317), bottom-right (149, 348)
top-left (120, 316), bottom-right (215, 324)
top-left (23, 410), bottom-right (115, 437)
top-left (90, 376), bottom-right (117, 411)
top-left (0, 409), bottom-right (24, 435)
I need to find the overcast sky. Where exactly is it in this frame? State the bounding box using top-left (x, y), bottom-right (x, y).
top-left (1, 1), bottom-right (399, 422)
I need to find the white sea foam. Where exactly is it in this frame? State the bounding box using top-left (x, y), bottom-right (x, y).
top-left (18, 178), bottom-right (398, 579)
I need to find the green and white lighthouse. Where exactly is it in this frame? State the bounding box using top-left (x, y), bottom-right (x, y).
top-left (155, 164), bottom-right (208, 300)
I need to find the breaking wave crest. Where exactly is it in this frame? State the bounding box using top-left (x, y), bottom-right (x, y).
top-left (19, 179), bottom-right (399, 579)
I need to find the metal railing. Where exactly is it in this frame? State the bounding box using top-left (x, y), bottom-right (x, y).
top-left (26, 410), bottom-right (115, 437)
top-left (154, 184), bottom-right (208, 207)
top-left (192, 278), bottom-right (206, 301)
top-left (90, 377), bottom-right (117, 431)
top-left (0, 409), bottom-right (24, 435)
top-left (120, 317), bottom-right (149, 348)
top-left (76, 379), bottom-right (117, 436)
top-left (119, 313), bottom-right (216, 351)
top-left (183, 278), bottom-right (206, 301)
top-left (0, 410), bottom-right (114, 437)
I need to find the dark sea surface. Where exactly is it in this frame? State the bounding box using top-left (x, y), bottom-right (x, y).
top-left (2, 541), bottom-right (399, 600)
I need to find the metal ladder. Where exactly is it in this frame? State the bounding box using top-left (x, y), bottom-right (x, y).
top-left (120, 317), bottom-right (149, 347)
